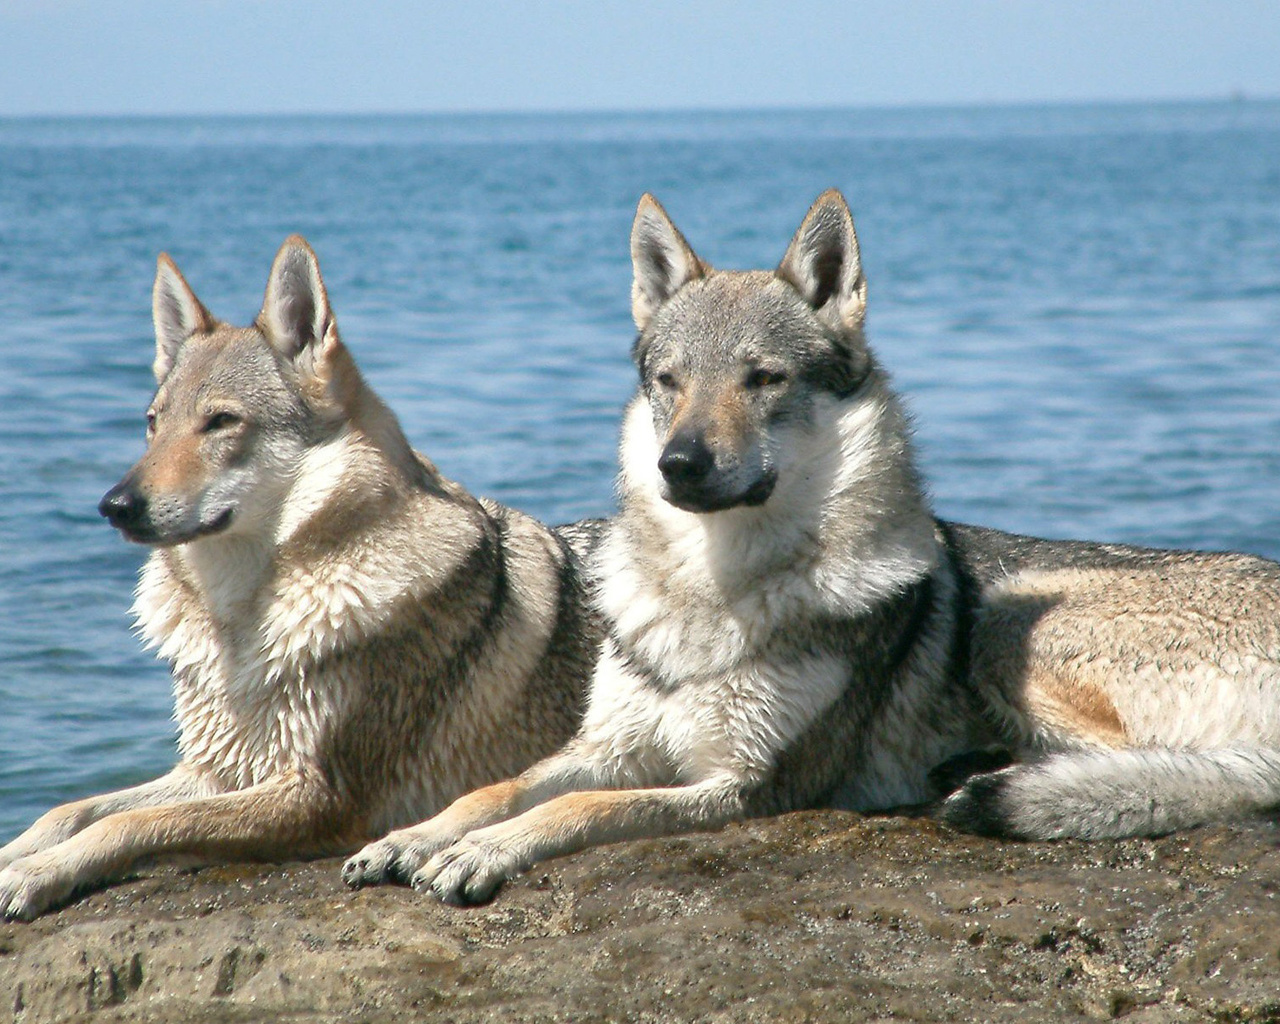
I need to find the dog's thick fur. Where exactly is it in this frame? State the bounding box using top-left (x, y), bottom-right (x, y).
top-left (344, 190), bottom-right (1280, 906)
top-left (0, 238), bottom-right (601, 920)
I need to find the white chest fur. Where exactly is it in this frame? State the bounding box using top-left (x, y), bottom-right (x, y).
top-left (133, 546), bottom-right (359, 789)
top-left (129, 433), bottom-right (467, 790)
top-left (585, 394), bottom-right (938, 787)
top-left (583, 645), bottom-right (853, 785)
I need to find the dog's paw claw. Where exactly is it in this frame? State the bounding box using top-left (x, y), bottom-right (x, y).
top-left (344, 830), bottom-right (459, 889)
top-left (342, 838), bottom-right (399, 889)
top-left (412, 836), bottom-right (519, 906)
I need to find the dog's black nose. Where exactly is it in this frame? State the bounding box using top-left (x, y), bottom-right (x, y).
top-left (659, 432), bottom-right (714, 487)
top-left (98, 484), bottom-right (147, 529)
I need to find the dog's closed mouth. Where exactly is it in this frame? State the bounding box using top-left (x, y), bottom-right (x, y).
top-left (197, 506), bottom-right (234, 538)
top-left (117, 506), bottom-right (233, 547)
top-left (664, 471), bottom-right (777, 513)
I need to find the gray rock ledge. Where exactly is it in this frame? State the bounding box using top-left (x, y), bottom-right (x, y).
top-left (2, 811), bottom-right (1279, 1022)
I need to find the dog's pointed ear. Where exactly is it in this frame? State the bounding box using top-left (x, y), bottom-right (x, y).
top-left (152, 254), bottom-right (215, 383)
top-left (631, 194), bottom-right (707, 331)
top-left (777, 189), bottom-right (867, 328)
top-left (260, 235), bottom-right (333, 362)
top-left (262, 237), bottom-right (358, 412)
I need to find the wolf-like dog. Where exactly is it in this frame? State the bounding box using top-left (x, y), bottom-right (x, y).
top-left (0, 237), bottom-right (601, 921)
top-left (343, 190), bottom-right (1280, 906)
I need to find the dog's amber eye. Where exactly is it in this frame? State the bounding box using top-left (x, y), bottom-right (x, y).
top-left (204, 412), bottom-right (241, 433)
top-left (747, 369), bottom-right (787, 389)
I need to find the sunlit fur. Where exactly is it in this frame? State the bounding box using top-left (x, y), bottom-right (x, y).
top-left (0, 238), bottom-right (601, 921)
top-left (348, 189), bottom-right (1280, 906)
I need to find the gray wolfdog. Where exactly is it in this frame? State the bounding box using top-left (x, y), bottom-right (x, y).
top-left (344, 190), bottom-right (1280, 906)
top-left (0, 237), bottom-right (601, 920)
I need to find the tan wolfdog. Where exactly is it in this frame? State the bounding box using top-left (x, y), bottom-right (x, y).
top-left (345, 190), bottom-right (1280, 906)
top-left (0, 237), bottom-right (601, 920)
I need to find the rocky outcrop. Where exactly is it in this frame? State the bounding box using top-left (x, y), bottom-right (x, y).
top-left (2, 812), bottom-right (1278, 1022)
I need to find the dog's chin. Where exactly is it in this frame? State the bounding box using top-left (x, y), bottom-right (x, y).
top-left (662, 473), bottom-right (777, 514)
top-left (116, 507), bottom-right (235, 547)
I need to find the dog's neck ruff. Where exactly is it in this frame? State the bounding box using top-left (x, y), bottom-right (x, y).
top-left (131, 430), bottom-right (475, 789)
top-left (597, 390), bottom-right (939, 682)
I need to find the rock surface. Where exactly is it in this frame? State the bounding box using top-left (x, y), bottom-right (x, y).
top-left (2, 812), bottom-right (1279, 1022)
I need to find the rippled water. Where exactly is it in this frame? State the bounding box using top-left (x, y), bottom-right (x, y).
top-left (1, 101), bottom-right (1278, 839)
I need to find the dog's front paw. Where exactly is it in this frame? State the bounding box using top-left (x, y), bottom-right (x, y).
top-left (342, 839), bottom-right (396, 889)
top-left (343, 829), bottom-right (452, 889)
top-left (0, 856), bottom-right (72, 922)
top-left (411, 835), bottom-right (526, 906)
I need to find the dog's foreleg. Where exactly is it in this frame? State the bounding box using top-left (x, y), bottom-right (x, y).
top-left (343, 740), bottom-right (617, 888)
top-left (414, 775), bottom-right (748, 905)
top-left (0, 772), bottom-right (337, 920)
top-left (0, 766), bottom-right (218, 871)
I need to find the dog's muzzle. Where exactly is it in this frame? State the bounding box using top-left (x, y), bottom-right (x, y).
top-left (658, 433), bottom-right (776, 513)
top-left (98, 482), bottom-right (233, 545)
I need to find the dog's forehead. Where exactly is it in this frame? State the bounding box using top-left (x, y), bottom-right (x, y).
top-left (655, 272), bottom-right (822, 364)
top-left (155, 326), bottom-right (289, 409)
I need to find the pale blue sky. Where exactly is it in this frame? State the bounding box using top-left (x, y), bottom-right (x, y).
top-left (1, 0), bottom-right (1277, 117)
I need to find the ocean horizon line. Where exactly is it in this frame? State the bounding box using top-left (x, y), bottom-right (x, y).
top-left (1, 93), bottom-right (1276, 124)
top-left (2, 97), bottom-right (1277, 148)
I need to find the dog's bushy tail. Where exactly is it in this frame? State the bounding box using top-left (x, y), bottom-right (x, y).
top-left (941, 748), bottom-right (1280, 839)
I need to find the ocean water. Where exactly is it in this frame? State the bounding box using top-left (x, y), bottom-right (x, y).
top-left (1, 101), bottom-right (1279, 840)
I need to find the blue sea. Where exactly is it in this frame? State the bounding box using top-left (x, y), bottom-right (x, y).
top-left (1, 101), bottom-right (1279, 841)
